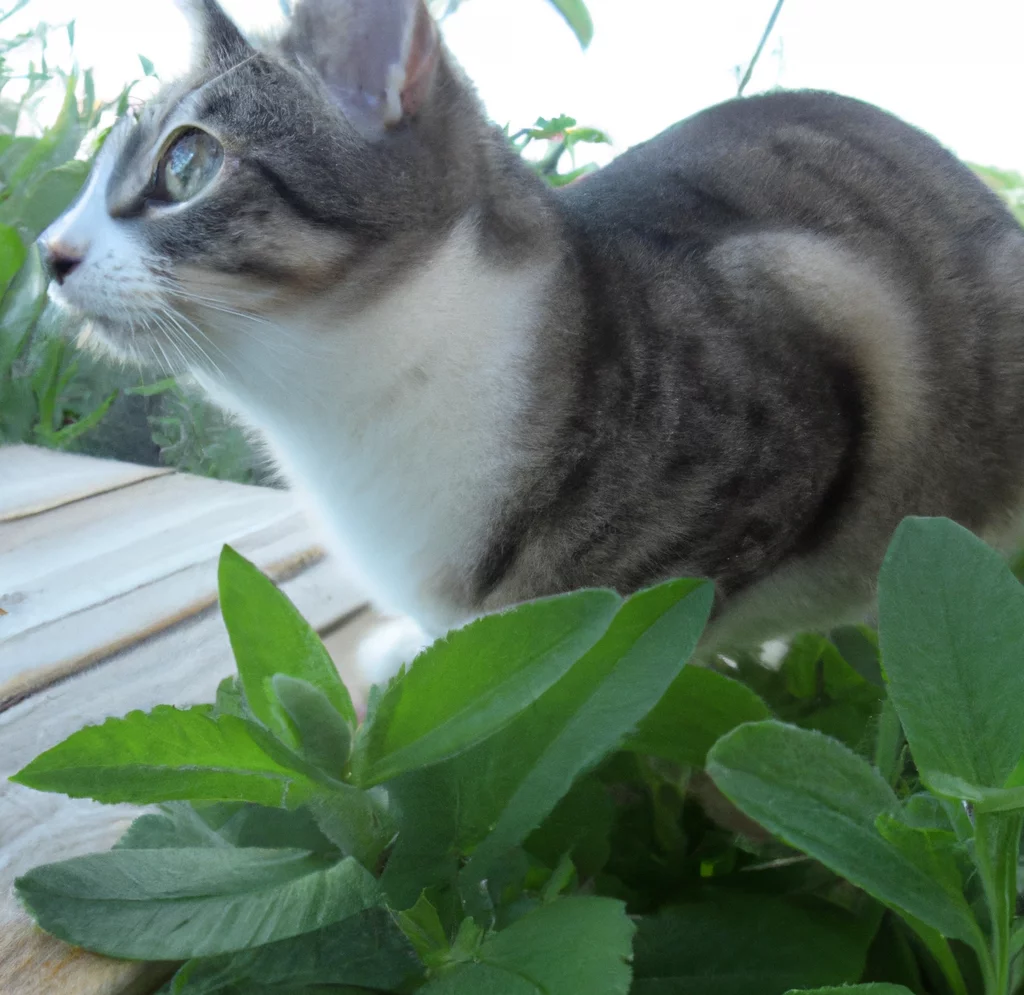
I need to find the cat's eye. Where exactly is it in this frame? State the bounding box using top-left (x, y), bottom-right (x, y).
top-left (151, 128), bottom-right (223, 205)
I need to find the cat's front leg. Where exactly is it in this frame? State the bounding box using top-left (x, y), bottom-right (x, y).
top-left (356, 615), bottom-right (431, 687)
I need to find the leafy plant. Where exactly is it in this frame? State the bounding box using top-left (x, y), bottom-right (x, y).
top-left (509, 114), bottom-right (611, 187)
top-left (431, 0), bottom-right (594, 49)
top-left (0, 11), bottom-right (135, 447)
top-left (12, 516), bottom-right (1024, 993)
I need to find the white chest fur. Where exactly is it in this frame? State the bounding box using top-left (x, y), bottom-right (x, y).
top-left (200, 220), bottom-right (553, 634)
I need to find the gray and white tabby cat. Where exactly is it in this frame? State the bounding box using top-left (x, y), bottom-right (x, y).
top-left (41, 0), bottom-right (1024, 678)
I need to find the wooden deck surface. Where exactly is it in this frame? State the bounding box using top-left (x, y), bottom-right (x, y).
top-left (0, 446), bottom-right (381, 995)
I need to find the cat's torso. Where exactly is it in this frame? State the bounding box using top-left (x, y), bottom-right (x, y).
top-left (249, 90), bottom-right (1024, 648)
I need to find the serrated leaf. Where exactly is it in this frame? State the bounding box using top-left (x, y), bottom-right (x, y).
top-left (624, 666), bottom-right (770, 768)
top-left (461, 579), bottom-right (712, 883)
top-left (115, 806), bottom-right (230, 850)
top-left (351, 588), bottom-right (622, 786)
top-left (419, 898), bottom-right (633, 995)
top-left (10, 705), bottom-right (318, 807)
top-left (16, 849), bottom-right (380, 959)
top-left (381, 580), bottom-right (712, 906)
top-left (218, 546), bottom-right (357, 733)
top-left (167, 908), bottom-right (422, 994)
top-left (395, 892), bottom-right (449, 965)
top-left (879, 517), bottom-right (1024, 791)
top-left (632, 894), bottom-right (878, 995)
top-left (706, 721), bottom-right (982, 944)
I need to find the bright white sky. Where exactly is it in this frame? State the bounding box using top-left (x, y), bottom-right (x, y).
top-left (8, 0), bottom-right (1024, 173)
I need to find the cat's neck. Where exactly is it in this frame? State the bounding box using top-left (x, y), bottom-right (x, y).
top-left (198, 215), bottom-right (559, 630)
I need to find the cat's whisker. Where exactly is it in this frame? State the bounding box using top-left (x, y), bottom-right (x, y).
top-left (158, 307), bottom-right (226, 379)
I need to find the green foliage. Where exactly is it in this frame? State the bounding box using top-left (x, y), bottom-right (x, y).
top-left (0, 18), bottom-right (130, 449)
top-left (972, 163), bottom-right (1024, 227)
top-left (16, 848), bottom-right (380, 960)
top-left (431, 0), bottom-right (593, 49)
top-left (0, 10), bottom-right (264, 479)
top-left (14, 518), bottom-right (1024, 993)
top-left (509, 113), bottom-right (611, 186)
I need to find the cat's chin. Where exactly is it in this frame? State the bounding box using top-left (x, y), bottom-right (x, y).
top-left (67, 314), bottom-right (176, 374)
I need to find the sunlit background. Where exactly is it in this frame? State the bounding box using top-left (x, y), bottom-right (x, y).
top-left (6, 0), bottom-right (1024, 173)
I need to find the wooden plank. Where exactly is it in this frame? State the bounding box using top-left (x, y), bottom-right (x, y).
top-left (0, 473), bottom-right (330, 706)
top-left (0, 446), bottom-right (172, 523)
top-left (1, 562), bottom-right (383, 995)
top-left (1, 557), bottom-right (374, 922)
top-left (0, 921), bottom-right (174, 995)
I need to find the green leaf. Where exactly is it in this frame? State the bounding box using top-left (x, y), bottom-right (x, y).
top-left (706, 721), bottom-right (982, 944)
top-left (525, 773), bottom-right (612, 878)
top-left (874, 814), bottom-right (967, 907)
top-left (632, 894), bottom-right (878, 995)
top-left (218, 546), bottom-right (357, 732)
top-left (787, 987), bottom-right (916, 994)
top-left (115, 802), bottom-right (341, 855)
top-left (139, 54), bottom-right (156, 76)
top-left (17, 159), bottom-right (90, 239)
top-left (0, 245), bottom-right (47, 380)
top-left (547, 0), bottom-right (593, 48)
top-left (115, 806), bottom-right (230, 850)
top-left (351, 588), bottom-right (622, 786)
top-left (460, 579), bottom-right (713, 883)
top-left (395, 892), bottom-right (450, 966)
top-left (15, 848), bottom-right (380, 959)
top-left (419, 897), bottom-right (633, 995)
top-left (270, 674), bottom-right (353, 776)
top-left (878, 517), bottom-right (1024, 791)
top-left (211, 802), bottom-right (340, 853)
top-left (10, 705), bottom-right (318, 807)
top-left (167, 908), bottom-right (422, 995)
top-left (379, 582), bottom-right (712, 906)
top-left (831, 624), bottom-right (884, 687)
top-left (0, 221), bottom-right (25, 296)
top-left (624, 666), bottom-right (770, 767)
top-left (126, 375), bottom-right (178, 397)
top-left (305, 787), bottom-right (392, 867)
top-left (49, 388), bottom-right (118, 447)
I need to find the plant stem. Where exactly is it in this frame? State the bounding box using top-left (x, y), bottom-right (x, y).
top-left (974, 811), bottom-right (1024, 995)
top-left (737, 0), bottom-right (786, 96)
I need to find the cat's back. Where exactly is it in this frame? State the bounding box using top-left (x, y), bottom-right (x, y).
top-left (556, 89), bottom-right (1019, 258)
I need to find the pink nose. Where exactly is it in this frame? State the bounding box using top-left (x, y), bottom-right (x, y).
top-left (40, 241), bottom-right (83, 285)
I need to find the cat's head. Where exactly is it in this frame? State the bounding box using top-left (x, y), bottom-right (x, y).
top-left (39, 0), bottom-right (491, 372)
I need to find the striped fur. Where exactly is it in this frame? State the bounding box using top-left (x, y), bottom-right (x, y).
top-left (41, 0), bottom-right (1024, 670)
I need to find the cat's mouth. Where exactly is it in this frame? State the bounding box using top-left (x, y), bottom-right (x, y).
top-left (48, 281), bottom-right (191, 372)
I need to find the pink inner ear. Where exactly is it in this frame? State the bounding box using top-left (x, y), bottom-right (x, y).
top-left (398, 1), bottom-right (440, 121)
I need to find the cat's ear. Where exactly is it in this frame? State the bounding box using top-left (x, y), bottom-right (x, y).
top-left (284, 0), bottom-right (441, 136)
top-left (175, 0), bottom-right (253, 68)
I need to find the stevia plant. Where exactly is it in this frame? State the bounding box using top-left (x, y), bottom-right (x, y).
top-left (11, 516), bottom-right (1024, 994)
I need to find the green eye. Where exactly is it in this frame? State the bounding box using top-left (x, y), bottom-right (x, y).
top-left (153, 128), bottom-right (223, 204)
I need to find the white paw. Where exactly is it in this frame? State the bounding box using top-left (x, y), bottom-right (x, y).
top-left (357, 616), bottom-right (430, 687)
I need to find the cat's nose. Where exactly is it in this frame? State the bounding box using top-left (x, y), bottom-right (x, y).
top-left (40, 240), bottom-right (84, 285)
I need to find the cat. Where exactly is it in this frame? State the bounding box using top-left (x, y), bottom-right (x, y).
top-left (39, 0), bottom-right (1024, 680)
